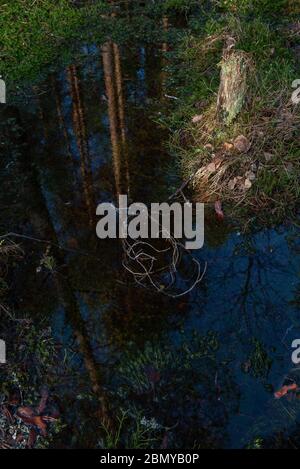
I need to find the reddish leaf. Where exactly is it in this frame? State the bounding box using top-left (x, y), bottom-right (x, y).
top-left (214, 201), bottom-right (224, 220)
top-left (17, 406), bottom-right (36, 420)
top-left (17, 406), bottom-right (47, 436)
top-left (274, 383), bottom-right (297, 399)
top-left (33, 416), bottom-right (47, 437)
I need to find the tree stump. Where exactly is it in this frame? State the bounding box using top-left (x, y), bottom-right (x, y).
top-left (217, 48), bottom-right (251, 125)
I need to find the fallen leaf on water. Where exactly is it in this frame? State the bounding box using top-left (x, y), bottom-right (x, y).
top-left (214, 200), bottom-right (224, 220)
top-left (33, 416), bottom-right (47, 437)
top-left (17, 406), bottom-right (36, 419)
top-left (233, 135), bottom-right (251, 153)
top-left (274, 383), bottom-right (297, 399)
top-left (17, 406), bottom-right (47, 437)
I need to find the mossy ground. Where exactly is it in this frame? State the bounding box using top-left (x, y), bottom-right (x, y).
top-left (0, 0), bottom-right (187, 87)
top-left (164, 0), bottom-right (300, 228)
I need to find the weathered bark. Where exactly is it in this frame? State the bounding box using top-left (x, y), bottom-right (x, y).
top-left (217, 48), bottom-right (251, 124)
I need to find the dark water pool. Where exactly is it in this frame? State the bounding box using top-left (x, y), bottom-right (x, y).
top-left (1, 37), bottom-right (300, 449)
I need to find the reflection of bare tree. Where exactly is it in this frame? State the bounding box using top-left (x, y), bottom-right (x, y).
top-left (162, 15), bottom-right (169, 54)
top-left (113, 43), bottom-right (126, 147)
top-left (197, 232), bottom-right (297, 337)
top-left (102, 42), bottom-right (129, 196)
top-left (54, 271), bottom-right (113, 430)
top-left (23, 105), bottom-right (113, 430)
top-left (51, 75), bottom-right (73, 161)
top-left (33, 86), bottom-right (49, 142)
top-left (68, 64), bottom-right (95, 225)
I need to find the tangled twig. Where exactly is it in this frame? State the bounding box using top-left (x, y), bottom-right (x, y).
top-left (121, 206), bottom-right (207, 298)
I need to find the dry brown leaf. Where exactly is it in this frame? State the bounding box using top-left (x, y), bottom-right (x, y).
top-left (206, 162), bottom-right (216, 173)
top-left (223, 142), bottom-right (234, 152)
top-left (244, 178), bottom-right (252, 189)
top-left (234, 135), bottom-right (251, 153)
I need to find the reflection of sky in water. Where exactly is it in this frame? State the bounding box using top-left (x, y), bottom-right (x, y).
top-left (178, 226), bottom-right (300, 447)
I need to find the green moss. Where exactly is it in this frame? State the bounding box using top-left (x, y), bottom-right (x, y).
top-left (0, 1), bottom-right (107, 83)
top-left (0, 1), bottom-right (187, 88)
